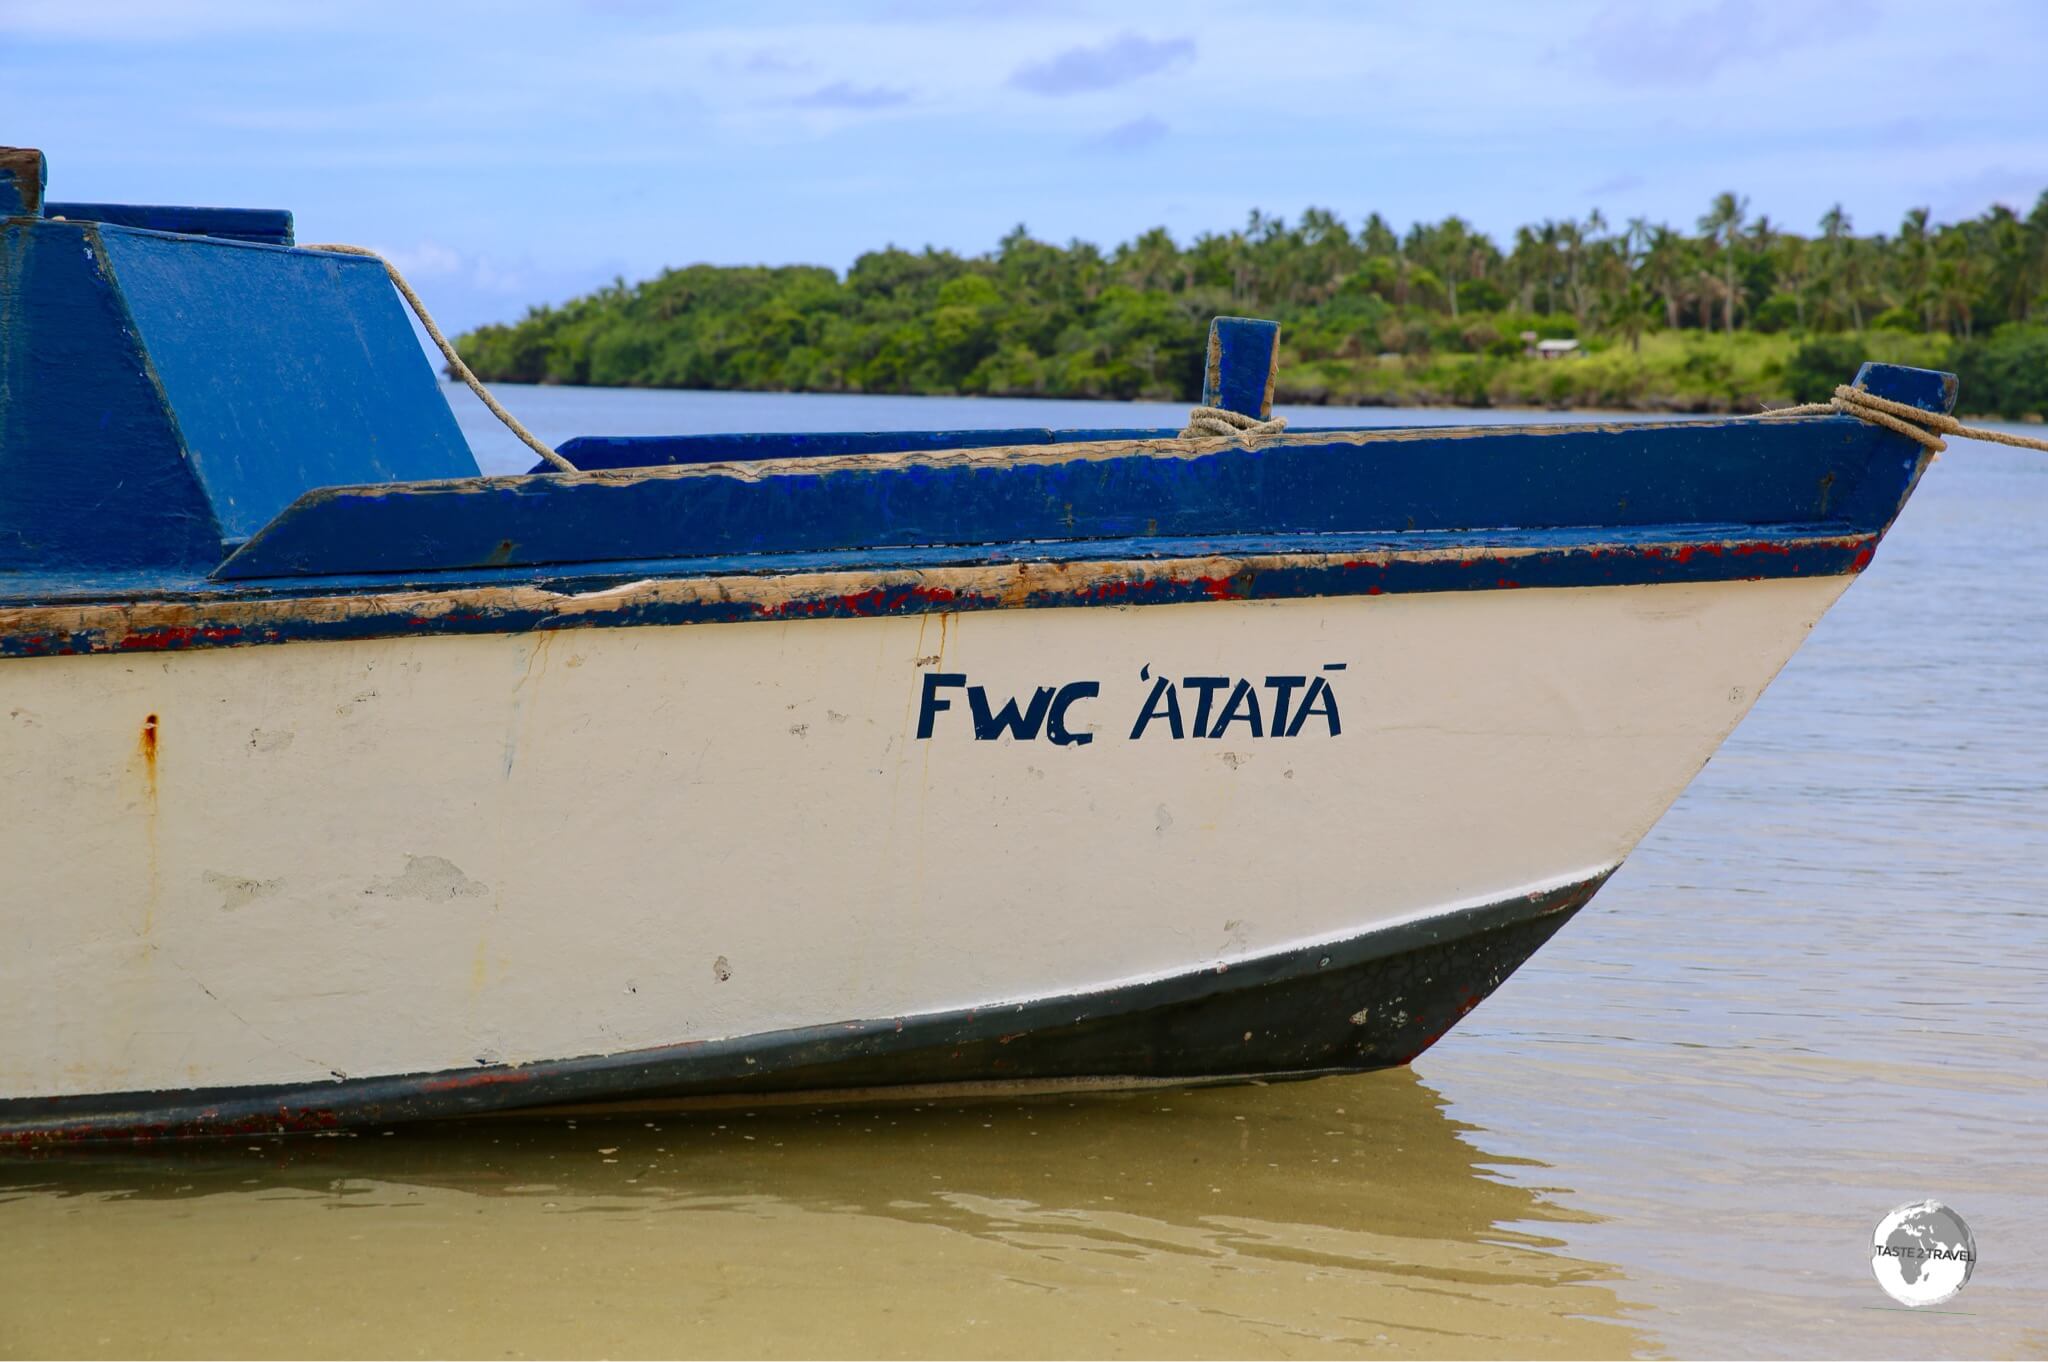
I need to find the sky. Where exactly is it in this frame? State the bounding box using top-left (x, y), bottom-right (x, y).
top-left (5, 0), bottom-right (2047, 334)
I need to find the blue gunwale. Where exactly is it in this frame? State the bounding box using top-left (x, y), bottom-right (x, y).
top-left (213, 412), bottom-right (1923, 582)
top-left (0, 403), bottom-right (1935, 660)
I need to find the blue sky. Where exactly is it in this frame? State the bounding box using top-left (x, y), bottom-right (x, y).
top-left (6, 0), bottom-right (2046, 334)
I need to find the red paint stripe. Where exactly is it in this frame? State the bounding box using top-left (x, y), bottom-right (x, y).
top-left (419, 1070), bottom-right (535, 1093)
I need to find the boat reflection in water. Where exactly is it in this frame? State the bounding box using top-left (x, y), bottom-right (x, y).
top-left (0, 1069), bottom-right (1647, 1358)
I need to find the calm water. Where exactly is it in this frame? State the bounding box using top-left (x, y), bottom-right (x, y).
top-left (3, 388), bottom-right (2043, 1359)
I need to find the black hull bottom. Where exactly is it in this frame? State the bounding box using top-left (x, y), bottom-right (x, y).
top-left (2, 874), bottom-right (1605, 1144)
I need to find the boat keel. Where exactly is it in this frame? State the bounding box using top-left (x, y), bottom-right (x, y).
top-left (0, 873), bottom-right (1604, 1144)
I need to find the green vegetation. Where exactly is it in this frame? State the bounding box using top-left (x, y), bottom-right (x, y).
top-left (454, 195), bottom-right (2048, 417)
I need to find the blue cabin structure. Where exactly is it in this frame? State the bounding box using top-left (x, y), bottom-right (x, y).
top-left (0, 147), bottom-right (470, 577)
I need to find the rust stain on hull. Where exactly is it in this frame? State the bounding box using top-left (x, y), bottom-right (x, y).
top-left (137, 712), bottom-right (161, 935)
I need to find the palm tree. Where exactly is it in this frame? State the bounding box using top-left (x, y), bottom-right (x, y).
top-left (1546, 210), bottom-right (1608, 328)
top-left (1226, 216), bottom-right (1256, 303)
top-left (1982, 204), bottom-right (2031, 327)
top-left (1556, 217), bottom-right (1587, 327)
top-left (1296, 206), bottom-right (1354, 304)
top-left (1594, 223), bottom-right (1652, 353)
top-left (1640, 225), bottom-right (1688, 328)
top-left (1507, 225), bottom-right (1543, 312)
top-left (1420, 215), bottom-right (1481, 318)
top-left (1773, 234), bottom-right (1812, 328)
top-left (1358, 212), bottom-right (1399, 260)
top-left (1537, 219), bottom-right (1562, 314)
top-left (1065, 239), bottom-right (1106, 305)
top-left (1116, 226), bottom-right (1182, 295)
top-left (1697, 191), bottom-right (1749, 332)
top-left (1931, 235), bottom-right (1977, 338)
top-left (1896, 207), bottom-right (1934, 328)
top-left (1748, 213), bottom-right (1779, 297)
top-left (1817, 205), bottom-right (1866, 331)
top-left (2021, 191), bottom-right (2048, 322)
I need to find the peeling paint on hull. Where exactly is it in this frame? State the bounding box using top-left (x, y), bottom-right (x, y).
top-left (0, 531), bottom-right (1877, 661)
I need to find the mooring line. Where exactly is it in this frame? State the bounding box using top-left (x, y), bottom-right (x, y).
top-left (1179, 405), bottom-right (1289, 441)
top-left (301, 242), bottom-right (579, 473)
top-left (1761, 385), bottom-right (2048, 455)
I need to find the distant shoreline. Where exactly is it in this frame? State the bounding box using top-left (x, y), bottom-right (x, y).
top-left (450, 196), bottom-right (2048, 423)
top-left (449, 373), bottom-right (2037, 425)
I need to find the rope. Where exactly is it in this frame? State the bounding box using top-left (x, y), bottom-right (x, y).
top-left (300, 243), bottom-right (579, 473)
top-left (1760, 384), bottom-right (2048, 456)
top-left (1181, 405), bottom-right (1288, 441)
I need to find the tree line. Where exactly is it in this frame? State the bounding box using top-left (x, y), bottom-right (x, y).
top-left (454, 193), bottom-right (2048, 417)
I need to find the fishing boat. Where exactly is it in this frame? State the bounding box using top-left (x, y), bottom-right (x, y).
top-left (0, 148), bottom-right (1958, 1142)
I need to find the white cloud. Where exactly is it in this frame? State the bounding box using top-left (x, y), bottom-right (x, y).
top-left (378, 241), bottom-right (466, 280)
top-left (1009, 32), bottom-right (1195, 96)
top-left (1090, 115), bottom-right (1169, 153)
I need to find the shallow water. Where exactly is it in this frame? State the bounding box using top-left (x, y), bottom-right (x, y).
top-left (3, 388), bottom-right (2042, 1359)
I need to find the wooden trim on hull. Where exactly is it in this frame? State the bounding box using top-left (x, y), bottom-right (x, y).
top-left (0, 532), bottom-right (1876, 661)
top-left (0, 872), bottom-right (1606, 1145)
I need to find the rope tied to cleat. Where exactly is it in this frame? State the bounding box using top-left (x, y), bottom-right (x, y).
top-left (1761, 385), bottom-right (2048, 456)
top-left (300, 243), bottom-right (580, 473)
top-left (1180, 405), bottom-right (1289, 441)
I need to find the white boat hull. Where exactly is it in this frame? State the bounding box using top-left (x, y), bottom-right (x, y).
top-left (0, 574), bottom-right (1847, 1106)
